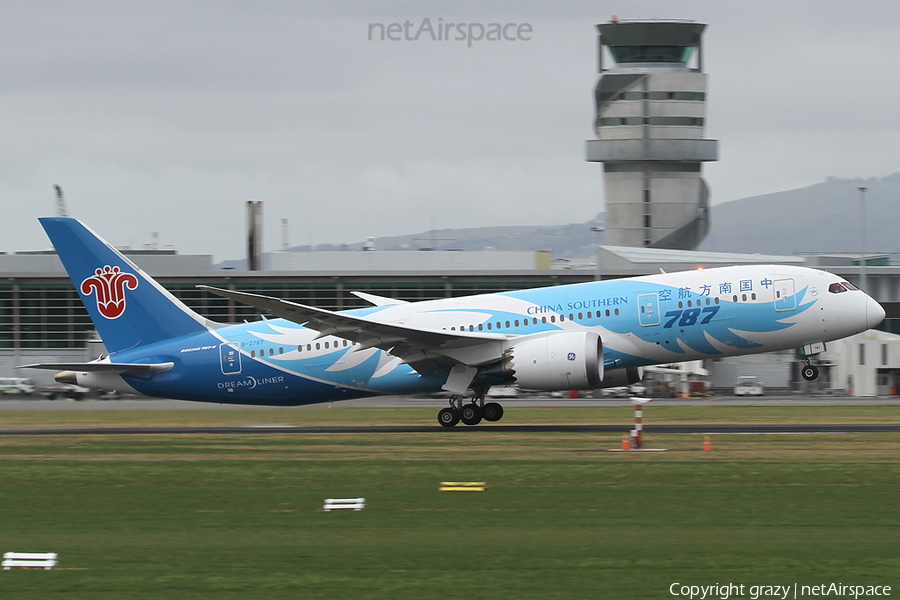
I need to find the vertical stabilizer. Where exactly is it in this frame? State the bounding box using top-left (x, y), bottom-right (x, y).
top-left (40, 217), bottom-right (211, 354)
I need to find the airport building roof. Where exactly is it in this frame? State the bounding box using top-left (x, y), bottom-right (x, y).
top-left (0, 250), bottom-right (213, 277)
top-left (266, 250), bottom-right (552, 272)
top-left (597, 245), bottom-right (805, 276)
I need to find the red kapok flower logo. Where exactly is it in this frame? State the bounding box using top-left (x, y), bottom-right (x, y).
top-left (80, 265), bottom-right (139, 319)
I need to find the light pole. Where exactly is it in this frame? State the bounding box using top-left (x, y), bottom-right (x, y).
top-left (859, 186), bottom-right (867, 292)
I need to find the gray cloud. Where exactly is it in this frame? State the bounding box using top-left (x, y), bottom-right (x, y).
top-left (1, 1), bottom-right (898, 259)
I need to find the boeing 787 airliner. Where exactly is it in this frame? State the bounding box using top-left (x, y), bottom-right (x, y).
top-left (26, 218), bottom-right (885, 426)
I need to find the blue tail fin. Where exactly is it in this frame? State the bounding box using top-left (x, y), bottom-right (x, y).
top-left (40, 217), bottom-right (212, 354)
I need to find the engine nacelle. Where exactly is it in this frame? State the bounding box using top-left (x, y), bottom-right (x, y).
top-left (594, 366), bottom-right (644, 389)
top-left (509, 332), bottom-right (603, 391)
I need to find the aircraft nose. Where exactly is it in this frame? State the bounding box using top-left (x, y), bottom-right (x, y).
top-left (866, 295), bottom-right (886, 329)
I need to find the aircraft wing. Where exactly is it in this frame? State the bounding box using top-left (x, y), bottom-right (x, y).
top-left (198, 286), bottom-right (508, 377)
top-left (21, 362), bottom-right (175, 373)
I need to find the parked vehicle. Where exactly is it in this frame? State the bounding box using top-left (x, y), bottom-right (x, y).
top-left (0, 377), bottom-right (36, 395)
top-left (38, 382), bottom-right (90, 400)
top-left (600, 384), bottom-right (647, 397)
top-left (487, 386), bottom-right (518, 398)
top-left (734, 376), bottom-right (764, 396)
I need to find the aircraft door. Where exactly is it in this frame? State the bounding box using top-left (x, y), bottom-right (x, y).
top-left (219, 342), bottom-right (242, 375)
top-left (773, 278), bottom-right (796, 312)
top-left (638, 293), bottom-right (660, 326)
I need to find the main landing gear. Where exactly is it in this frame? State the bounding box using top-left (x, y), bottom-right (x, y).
top-left (437, 388), bottom-right (504, 428)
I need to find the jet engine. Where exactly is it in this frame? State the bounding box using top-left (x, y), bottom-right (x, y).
top-left (596, 366), bottom-right (644, 388)
top-left (507, 332), bottom-right (604, 391)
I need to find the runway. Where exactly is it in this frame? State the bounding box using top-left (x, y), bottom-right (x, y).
top-left (2, 423), bottom-right (899, 436)
top-left (1, 394), bottom-right (898, 436)
top-left (3, 395), bottom-right (900, 411)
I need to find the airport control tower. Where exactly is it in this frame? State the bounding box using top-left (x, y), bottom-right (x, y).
top-left (586, 19), bottom-right (718, 249)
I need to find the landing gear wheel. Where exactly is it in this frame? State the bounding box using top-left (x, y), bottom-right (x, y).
top-left (482, 402), bottom-right (504, 422)
top-left (438, 407), bottom-right (460, 428)
top-left (460, 404), bottom-right (483, 426)
top-left (801, 364), bottom-right (819, 381)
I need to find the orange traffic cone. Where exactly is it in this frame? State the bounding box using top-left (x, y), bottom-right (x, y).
top-left (621, 433), bottom-right (631, 450)
top-left (703, 434), bottom-right (712, 451)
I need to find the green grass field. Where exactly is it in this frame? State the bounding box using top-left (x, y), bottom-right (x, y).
top-left (1, 406), bottom-right (899, 599)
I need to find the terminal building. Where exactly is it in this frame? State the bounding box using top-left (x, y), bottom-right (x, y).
top-left (2, 245), bottom-right (899, 396)
top-left (585, 18), bottom-right (718, 250)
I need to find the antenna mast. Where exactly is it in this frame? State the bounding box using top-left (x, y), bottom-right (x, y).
top-left (54, 185), bottom-right (69, 217)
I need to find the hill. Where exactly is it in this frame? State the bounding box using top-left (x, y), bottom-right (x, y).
top-left (216, 173), bottom-right (900, 268)
top-left (700, 173), bottom-right (900, 256)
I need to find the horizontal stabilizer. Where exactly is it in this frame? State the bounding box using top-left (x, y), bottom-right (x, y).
top-left (21, 362), bottom-right (174, 373)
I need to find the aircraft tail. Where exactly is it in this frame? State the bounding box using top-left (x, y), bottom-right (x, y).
top-left (40, 217), bottom-right (213, 354)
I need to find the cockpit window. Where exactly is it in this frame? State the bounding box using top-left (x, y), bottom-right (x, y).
top-left (828, 283), bottom-right (847, 294)
top-left (841, 281), bottom-right (860, 291)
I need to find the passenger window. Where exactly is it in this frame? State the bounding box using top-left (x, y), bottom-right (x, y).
top-left (324, 342), bottom-right (329, 349)
top-left (615, 308), bottom-right (619, 316)
top-left (506, 321), bottom-right (510, 328)
top-left (715, 297), bottom-right (719, 304)
top-left (487, 323), bottom-right (492, 330)
top-left (678, 301), bottom-right (684, 309)
top-left (279, 347), bottom-right (284, 354)
top-left (297, 345), bottom-right (302, 352)
top-left (315, 343), bottom-right (320, 350)
top-left (541, 317), bottom-right (547, 324)
top-left (550, 316), bottom-right (556, 323)
top-left (251, 350), bottom-right (256, 358)
top-left (742, 294), bottom-right (747, 301)
top-left (605, 310), bottom-right (610, 317)
top-left (533, 318), bottom-right (538, 325)
top-left (478, 324), bottom-right (483, 331)
top-left (514, 320), bottom-right (519, 327)
top-left (751, 293), bottom-right (756, 300)
top-left (733, 295), bottom-right (738, 302)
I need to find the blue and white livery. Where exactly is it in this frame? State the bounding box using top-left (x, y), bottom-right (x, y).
top-left (26, 218), bottom-right (885, 426)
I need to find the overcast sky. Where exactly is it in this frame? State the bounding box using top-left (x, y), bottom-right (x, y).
top-left (2, 1), bottom-right (898, 261)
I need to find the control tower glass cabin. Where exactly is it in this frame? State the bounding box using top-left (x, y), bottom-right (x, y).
top-left (585, 20), bottom-right (718, 250)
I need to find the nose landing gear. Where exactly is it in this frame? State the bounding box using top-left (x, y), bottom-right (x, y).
top-left (437, 388), bottom-right (505, 428)
top-left (800, 342), bottom-right (825, 381)
top-left (801, 362), bottom-right (819, 381)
